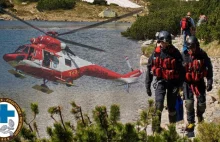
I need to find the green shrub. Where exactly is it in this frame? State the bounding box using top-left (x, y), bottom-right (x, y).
top-left (17, 100), bottom-right (220, 141)
top-left (144, 44), bottom-right (155, 57)
top-left (122, 0), bottom-right (191, 40)
top-left (123, 0), bottom-right (220, 43)
top-left (109, 3), bottom-right (118, 6)
top-left (196, 2), bottom-right (220, 43)
top-left (93, 0), bottom-right (107, 5)
top-left (37, 0), bottom-right (76, 11)
top-left (197, 122), bottom-right (220, 141)
top-left (22, 0), bottom-right (39, 2)
top-left (47, 123), bottom-right (74, 142)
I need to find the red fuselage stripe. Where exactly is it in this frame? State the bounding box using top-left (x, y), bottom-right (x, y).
top-left (16, 64), bottom-right (140, 83)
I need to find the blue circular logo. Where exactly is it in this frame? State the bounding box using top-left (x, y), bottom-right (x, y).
top-left (0, 98), bottom-right (23, 141)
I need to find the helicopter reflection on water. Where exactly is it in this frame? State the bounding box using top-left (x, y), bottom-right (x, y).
top-left (0, 20), bottom-right (147, 137)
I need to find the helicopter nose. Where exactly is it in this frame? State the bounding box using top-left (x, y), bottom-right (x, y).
top-left (3, 54), bottom-right (17, 62)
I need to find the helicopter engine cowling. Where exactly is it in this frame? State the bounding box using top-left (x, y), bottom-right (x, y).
top-left (60, 43), bottom-right (66, 49)
top-left (30, 35), bottom-right (62, 52)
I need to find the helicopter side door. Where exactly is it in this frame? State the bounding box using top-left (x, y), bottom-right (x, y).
top-left (50, 54), bottom-right (59, 70)
top-left (41, 50), bottom-right (55, 78)
top-left (42, 50), bottom-right (51, 68)
top-left (27, 47), bottom-right (35, 60)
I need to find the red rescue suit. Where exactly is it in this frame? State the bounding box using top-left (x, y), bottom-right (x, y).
top-left (151, 46), bottom-right (180, 80)
top-left (182, 48), bottom-right (213, 124)
top-left (185, 59), bottom-right (207, 83)
top-left (184, 58), bottom-right (208, 96)
top-left (146, 45), bottom-right (184, 125)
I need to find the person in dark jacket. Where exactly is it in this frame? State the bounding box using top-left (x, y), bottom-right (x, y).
top-left (182, 36), bottom-right (213, 136)
top-left (145, 31), bottom-right (184, 131)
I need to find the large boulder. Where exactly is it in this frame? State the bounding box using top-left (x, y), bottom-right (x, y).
top-left (0, 0), bottom-right (14, 8)
top-left (98, 8), bottom-right (117, 18)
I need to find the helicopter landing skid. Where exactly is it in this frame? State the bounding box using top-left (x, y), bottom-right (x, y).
top-left (118, 81), bottom-right (139, 93)
top-left (55, 76), bottom-right (77, 87)
top-left (66, 82), bottom-right (75, 87)
top-left (117, 83), bottom-right (130, 93)
top-left (8, 69), bottom-right (26, 79)
top-left (32, 85), bottom-right (53, 94)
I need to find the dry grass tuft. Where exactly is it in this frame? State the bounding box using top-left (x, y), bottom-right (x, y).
top-left (200, 40), bottom-right (220, 57)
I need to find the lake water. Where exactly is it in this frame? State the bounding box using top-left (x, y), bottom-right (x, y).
top-left (0, 20), bottom-right (148, 138)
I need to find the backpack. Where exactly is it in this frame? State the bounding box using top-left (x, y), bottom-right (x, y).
top-left (181, 17), bottom-right (191, 30)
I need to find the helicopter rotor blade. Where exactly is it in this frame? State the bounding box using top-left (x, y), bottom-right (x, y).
top-left (57, 37), bottom-right (105, 52)
top-left (65, 46), bottom-right (76, 56)
top-left (0, 6), bottom-right (105, 52)
top-left (0, 7), bottom-right (47, 35)
top-left (0, 6), bottom-right (139, 52)
top-left (58, 8), bottom-right (143, 36)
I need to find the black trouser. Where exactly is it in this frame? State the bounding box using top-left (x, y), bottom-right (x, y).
top-left (154, 80), bottom-right (178, 124)
top-left (183, 81), bottom-right (206, 123)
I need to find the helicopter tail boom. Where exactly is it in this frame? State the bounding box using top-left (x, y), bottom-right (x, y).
top-left (81, 64), bottom-right (142, 83)
top-left (118, 69), bottom-right (142, 83)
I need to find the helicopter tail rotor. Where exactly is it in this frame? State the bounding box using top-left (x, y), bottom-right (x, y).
top-left (120, 69), bottom-right (142, 83)
top-left (118, 69), bottom-right (141, 93)
top-left (125, 56), bottom-right (134, 71)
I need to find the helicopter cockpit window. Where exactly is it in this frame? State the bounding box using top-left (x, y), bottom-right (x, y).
top-left (23, 46), bottom-right (29, 53)
top-left (15, 45), bottom-right (29, 53)
top-left (65, 59), bottom-right (71, 67)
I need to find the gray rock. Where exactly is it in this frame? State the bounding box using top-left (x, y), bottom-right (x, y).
top-left (98, 8), bottom-right (117, 18)
top-left (21, 2), bottom-right (27, 5)
top-left (214, 101), bottom-right (219, 104)
top-left (211, 95), bottom-right (218, 103)
top-left (142, 40), bottom-right (153, 46)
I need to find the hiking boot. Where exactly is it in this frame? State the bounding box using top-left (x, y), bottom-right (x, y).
top-left (185, 123), bottom-right (195, 138)
top-left (185, 123), bottom-right (195, 132)
top-left (186, 131), bottom-right (195, 138)
top-left (198, 116), bottom-right (204, 123)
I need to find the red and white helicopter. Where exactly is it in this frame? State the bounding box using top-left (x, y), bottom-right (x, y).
top-left (1, 7), bottom-right (143, 94)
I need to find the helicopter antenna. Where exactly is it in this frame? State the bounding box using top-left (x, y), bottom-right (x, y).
top-left (58, 8), bottom-right (143, 36)
top-left (0, 7), bottom-right (47, 35)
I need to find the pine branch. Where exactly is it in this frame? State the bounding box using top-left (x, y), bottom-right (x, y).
top-left (58, 106), bottom-right (66, 131)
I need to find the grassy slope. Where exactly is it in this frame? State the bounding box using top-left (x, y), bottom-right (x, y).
top-left (200, 41), bottom-right (220, 57)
